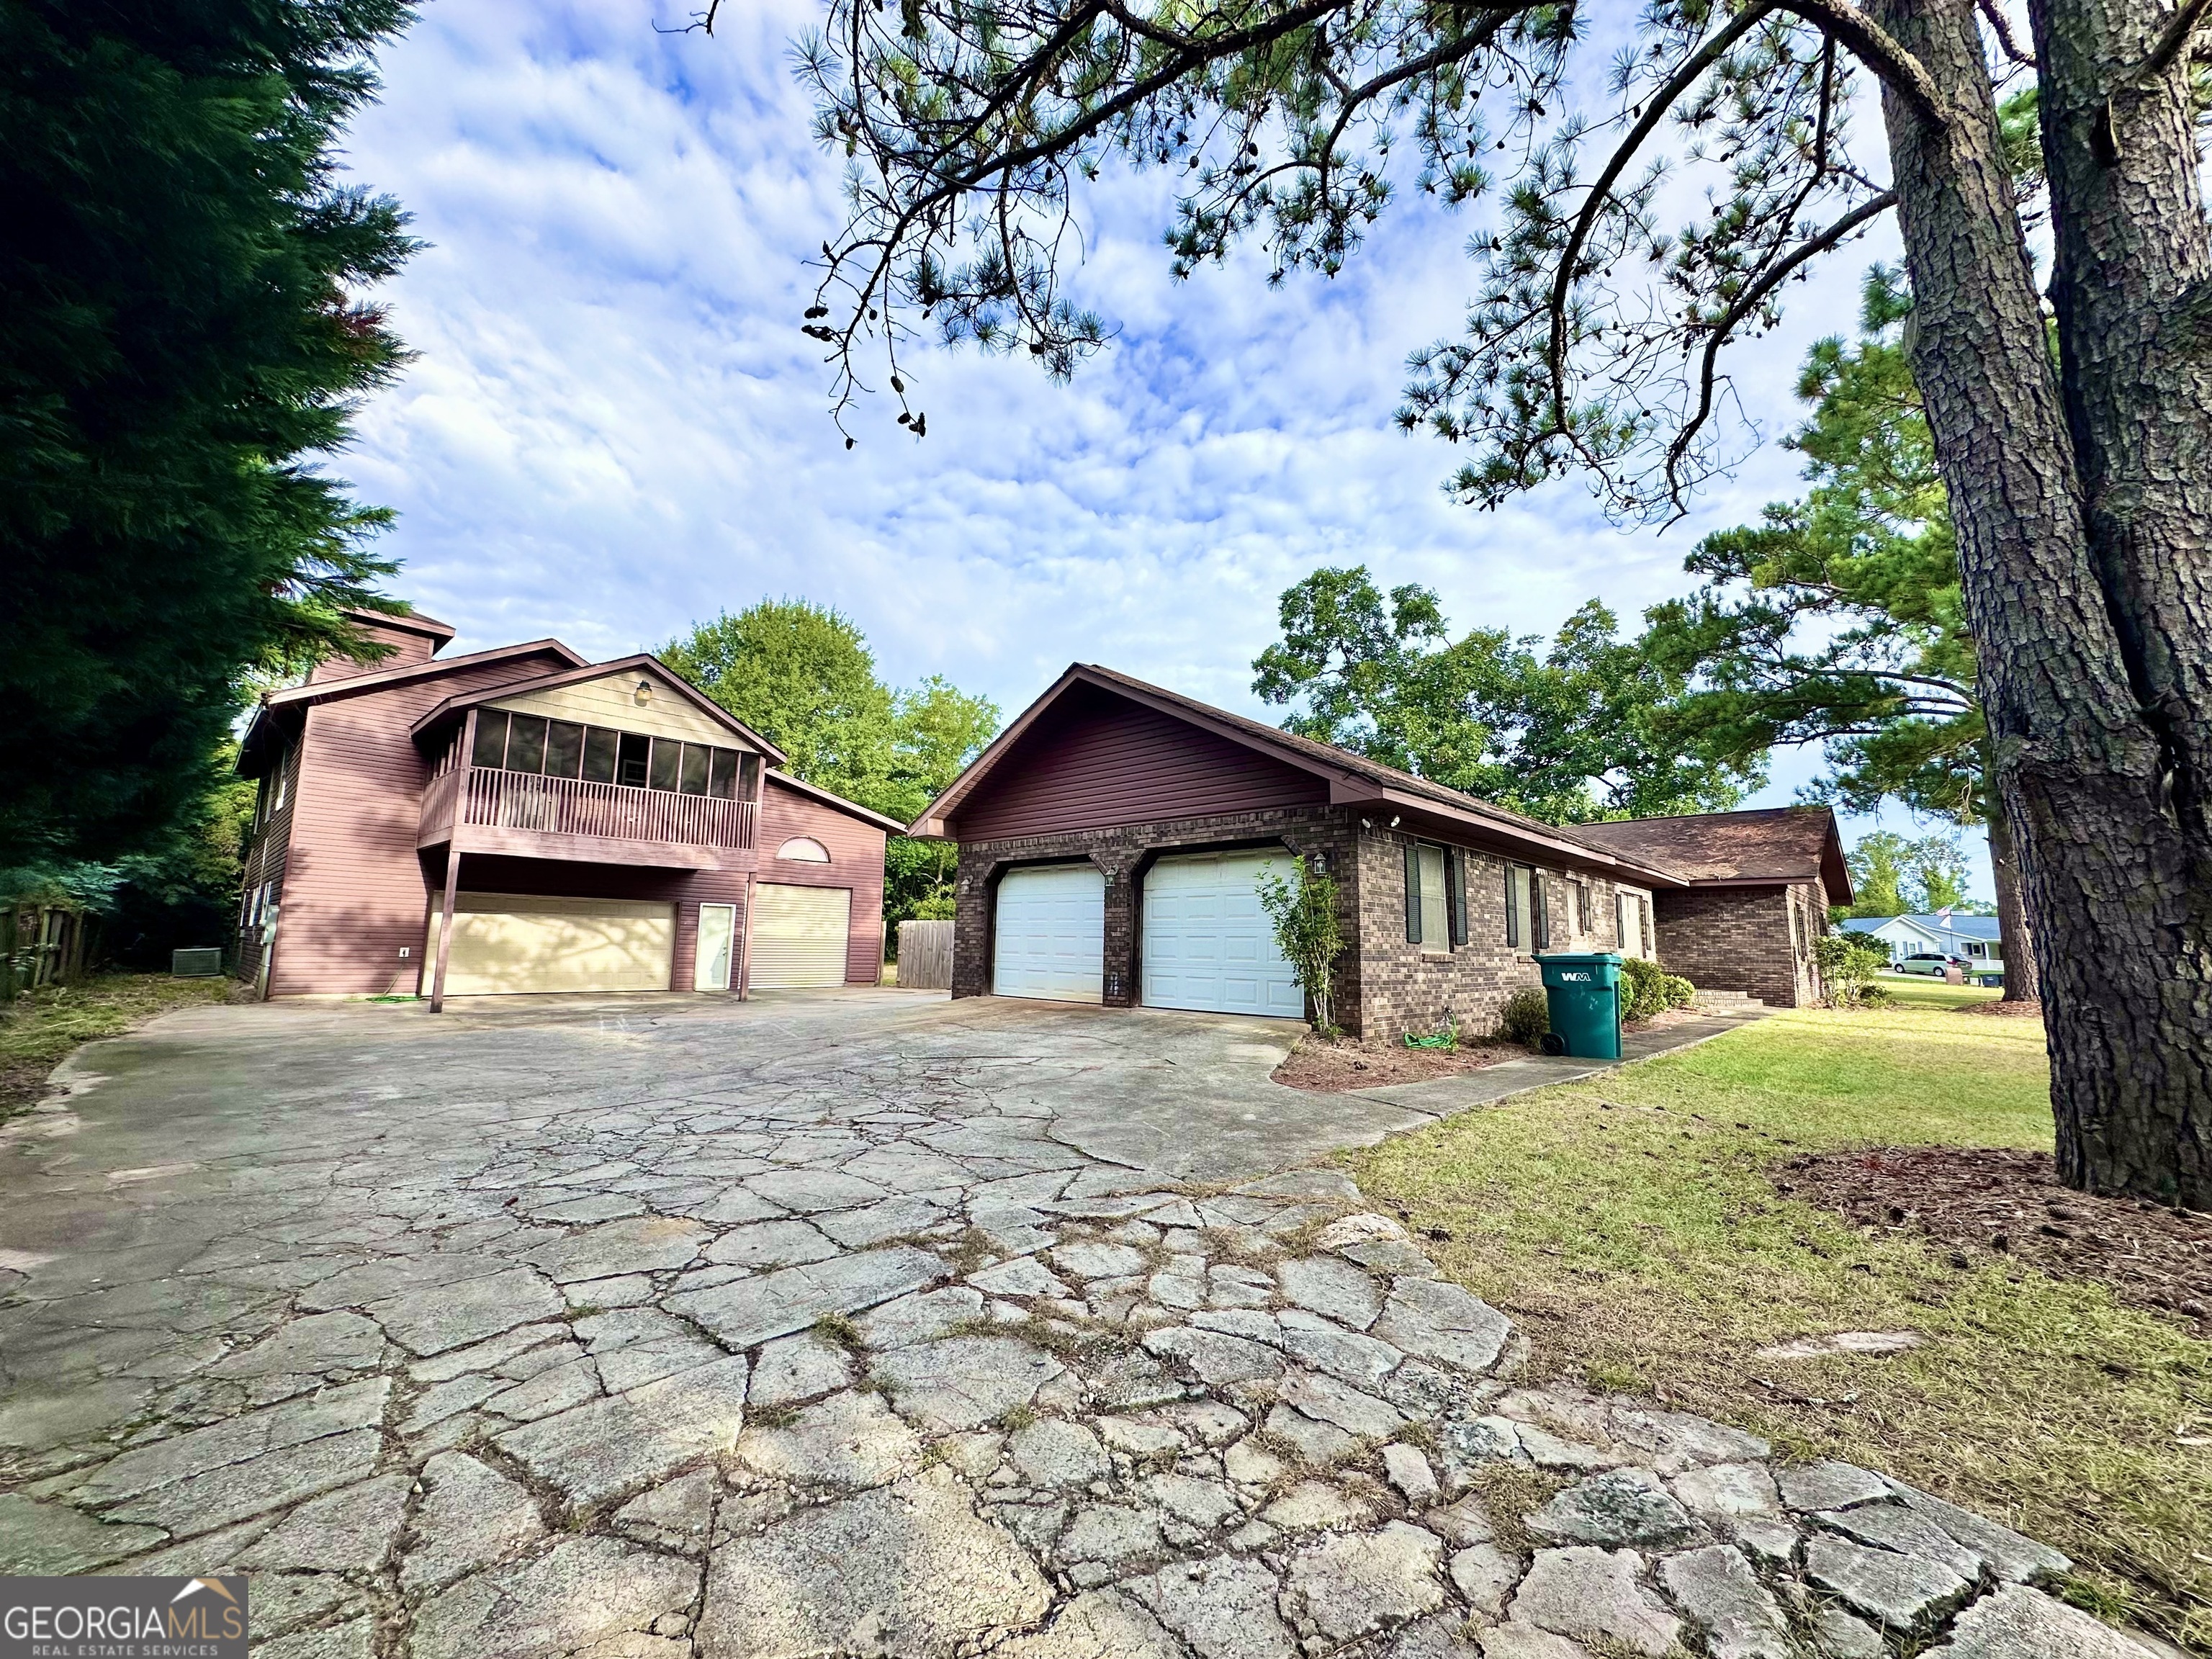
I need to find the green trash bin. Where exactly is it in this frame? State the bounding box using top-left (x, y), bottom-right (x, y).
top-left (1532, 952), bottom-right (1624, 1060)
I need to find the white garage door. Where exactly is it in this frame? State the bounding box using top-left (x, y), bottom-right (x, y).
top-left (428, 894), bottom-right (673, 995)
top-left (1142, 851), bottom-right (1304, 1017)
top-left (993, 863), bottom-right (1105, 1002)
top-left (752, 884), bottom-right (851, 989)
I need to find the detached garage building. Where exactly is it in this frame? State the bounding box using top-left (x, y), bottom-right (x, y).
top-left (909, 665), bottom-right (1850, 1036)
top-left (234, 609), bottom-right (899, 1005)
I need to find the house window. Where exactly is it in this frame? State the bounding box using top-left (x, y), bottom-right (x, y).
top-left (583, 727), bottom-right (619, 783)
top-left (648, 737), bottom-right (682, 791)
top-left (1506, 866), bottom-right (1537, 953)
top-left (778, 837), bottom-right (832, 863)
top-left (505, 714), bottom-right (548, 774)
top-left (678, 743), bottom-right (711, 796)
top-left (473, 708), bottom-right (751, 801)
top-left (544, 721), bottom-right (585, 779)
top-left (1403, 842), bottom-right (1466, 949)
top-left (472, 710), bottom-right (510, 768)
top-left (1575, 881), bottom-right (1589, 932)
top-left (1532, 873), bottom-right (1550, 951)
top-left (1418, 845), bottom-right (1449, 950)
top-left (708, 748), bottom-right (740, 799)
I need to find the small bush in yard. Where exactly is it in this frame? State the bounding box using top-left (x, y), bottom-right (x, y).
top-left (1815, 932), bottom-right (1892, 1008)
top-left (1619, 956), bottom-right (1694, 1020)
top-left (1257, 860), bottom-right (1346, 1034)
top-left (1498, 987), bottom-right (1550, 1048)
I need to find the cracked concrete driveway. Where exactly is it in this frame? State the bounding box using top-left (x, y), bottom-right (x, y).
top-left (0, 989), bottom-right (2144, 1659)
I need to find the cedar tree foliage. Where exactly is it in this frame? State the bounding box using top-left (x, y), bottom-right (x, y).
top-left (700, 0), bottom-right (2212, 1203)
top-left (0, 0), bottom-right (418, 871)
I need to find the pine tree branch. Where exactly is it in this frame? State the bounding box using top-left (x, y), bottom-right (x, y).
top-left (1768, 0), bottom-right (1950, 122)
top-left (1665, 189), bottom-right (1899, 508)
top-left (1543, 5), bottom-right (1777, 439)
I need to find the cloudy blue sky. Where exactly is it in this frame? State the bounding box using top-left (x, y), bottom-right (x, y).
top-left (334, 0), bottom-right (1992, 899)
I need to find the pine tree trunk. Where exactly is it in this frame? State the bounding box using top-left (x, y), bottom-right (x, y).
top-left (1985, 804), bottom-right (2041, 1003)
top-left (1868, 0), bottom-right (2212, 1206)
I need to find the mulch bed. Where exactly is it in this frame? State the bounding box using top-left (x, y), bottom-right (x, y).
top-left (1778, 1145), bottom-right (2212, 1336)
top-left (1952, 998), bottom-right (2044, 1017)
top-left (1274, 1034), bottom-right (1519, 1093)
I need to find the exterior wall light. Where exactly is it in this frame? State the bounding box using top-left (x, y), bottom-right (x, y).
top-left (634, 680), bottom-right (653, 706)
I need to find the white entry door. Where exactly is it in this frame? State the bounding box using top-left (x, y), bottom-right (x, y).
top-left (1142, 851), bottom-right (1303, 1017)
top-left (695, 903), bottom-right (737, 992)
top-left (992, 863), bottom-right (1105, 1002)
top-left (751, 884), bottom-right (850, 988)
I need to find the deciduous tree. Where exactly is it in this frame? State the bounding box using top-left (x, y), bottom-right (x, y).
top-left (746, 0), bottom-right (2212, 1202)
top-left (1254, 566), bottom-right (1753, 822)
top-left (663, 601), bottom-right (1000, 930)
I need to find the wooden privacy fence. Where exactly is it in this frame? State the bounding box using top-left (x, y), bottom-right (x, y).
top-left (896, 920), bottom-right (954, 990)
top-left (3, 902), bottom-right (96, 999)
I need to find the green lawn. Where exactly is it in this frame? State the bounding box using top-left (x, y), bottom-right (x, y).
top-left (1346, 979), bottom-right (2212, 1652)
top-left (0, 972), bottom-right (236, 1122)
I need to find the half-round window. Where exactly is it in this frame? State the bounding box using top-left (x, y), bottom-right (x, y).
top-left (776, 837), bottom-right (832, 863)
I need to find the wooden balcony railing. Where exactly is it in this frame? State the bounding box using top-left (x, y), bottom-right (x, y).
top-left (421, 765), bottom-right (755, 850)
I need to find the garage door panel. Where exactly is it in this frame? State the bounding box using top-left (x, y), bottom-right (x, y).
top-left (1141, 853), bottom-right (1303, 1017)
top-left (994, 864), bottom-right (1104, 1002)
top-left (429, 894), bottom-right (673, 995)
top-left (752, 884), bottom-right (851, 989)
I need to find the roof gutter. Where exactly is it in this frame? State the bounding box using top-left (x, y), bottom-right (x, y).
top-left (1339, 783), bottom-right (1688, 889)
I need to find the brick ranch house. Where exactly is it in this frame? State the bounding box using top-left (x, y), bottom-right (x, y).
top-left (235, 610), bottom-right (900, 1007)
top-left (907, 665), bottom-right (1851, 1038)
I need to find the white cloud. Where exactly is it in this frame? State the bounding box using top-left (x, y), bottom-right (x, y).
top-left (333, 0), bottom-right (1990, 898)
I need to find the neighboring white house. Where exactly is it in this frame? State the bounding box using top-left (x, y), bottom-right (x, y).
top-left (1840, 912), bottom-right (2002, 963)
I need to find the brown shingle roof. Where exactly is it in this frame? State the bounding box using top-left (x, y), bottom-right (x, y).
top-left (1574, 806), bottom-right (1852, 905)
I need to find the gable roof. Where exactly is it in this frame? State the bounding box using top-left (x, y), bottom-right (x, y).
top-left (266, 637), bottom-right (587, 711)
top-left (339, 604), bottom-right (457, 650)
top-left (238, 639), bottom-right (588, 775)
top-left (765, 769), bottom-right (907, 835)
top-left (1842, 912), bottom-right (2000, 941)
top-left (909, 663), bottom-right (1695, 886)
top-left (408, 655), bottom-right (788, 764)
top-left (1573, 806), bottom-right (1853, 907)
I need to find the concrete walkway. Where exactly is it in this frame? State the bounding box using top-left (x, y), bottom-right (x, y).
top-left (0, 992), bottom-right (2156, 1658)
top-left (1351, 1010), bottom-right (1766, 1116)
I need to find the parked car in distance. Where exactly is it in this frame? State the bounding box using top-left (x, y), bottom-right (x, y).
top-left (1895, 952), bottom-right (1964, 976)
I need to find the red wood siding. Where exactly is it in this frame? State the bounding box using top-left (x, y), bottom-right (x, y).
top-left (950, 685), bottom-right (1328, 842)
top-left (306, 616), bottom-right (446, 684)
top-left (235, 734), bottom-right (305, 984)
top-left (759, 778), bottom-right (888, 984)
top-left (269, 650), bottom-right (576, 997)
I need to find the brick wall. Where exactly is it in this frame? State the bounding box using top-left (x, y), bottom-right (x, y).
top-left (1353, 830), bottom-right (1637, 1041)
top-left (952, 806), bottom-right (1362, 1022)
top-left (950, 801), bottom-right (1824, 1030)
top-left (1652, 882), bottom-right (1822, 1007)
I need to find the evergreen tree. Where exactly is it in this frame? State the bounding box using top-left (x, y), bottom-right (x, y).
top-left (1, 0), bottom-right (418, 871)
top-left (1641, 269), bottom-right (2035, 997)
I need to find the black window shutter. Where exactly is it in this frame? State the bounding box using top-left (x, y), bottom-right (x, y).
top-left (1404, 841), bottom-right (1422, 944)
top-left (1445, 850), bottom-right (1465, 948)
top-left (1532, 873), bottom-right (1550, 951)
top-left (1503, 866), bottom-right (1519, 948)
